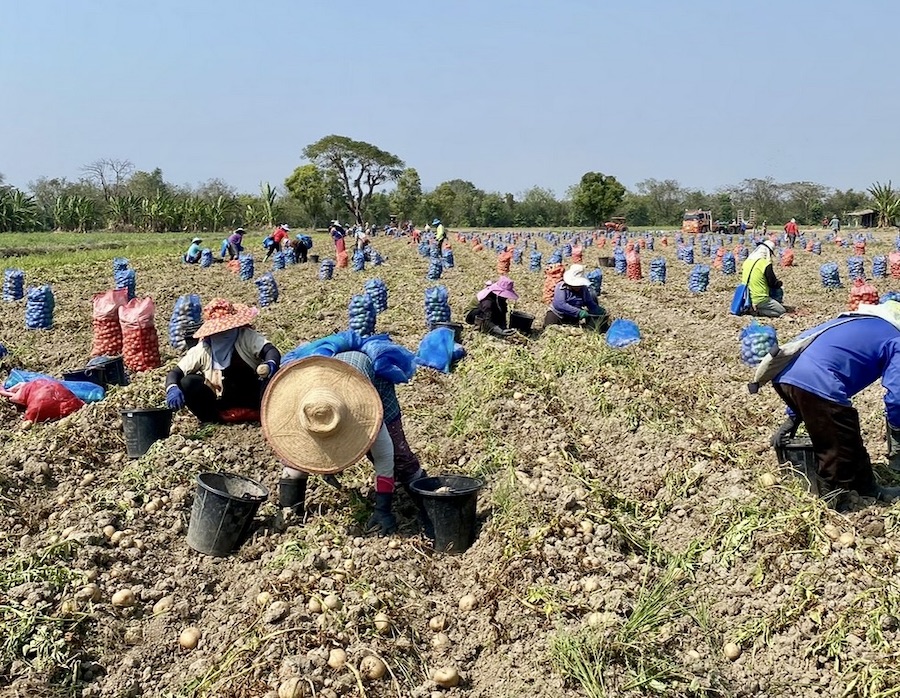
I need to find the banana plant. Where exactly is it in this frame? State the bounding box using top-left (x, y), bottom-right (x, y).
top-left (868, 181), bottom-right (900, 228)
top-left (0, 188), bottom-right (39, 231)
top-left (260, 181), bottom-right (278, 227)
top-left (108, 194), bottom-right (142, 229)
top-left (209, 195), bottom-right (238, 232)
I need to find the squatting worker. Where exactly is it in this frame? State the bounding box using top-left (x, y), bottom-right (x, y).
top-left (741, 240), bottom-right (785, 318)
top-left (184, 237), bottom-right (203, 264)
top-left (165, 298), bottom-right (281, 424)
top-left (465, 276), bottom-right (519, 338)
top-left (262, 352), bottom-right (428, 536)
top-left (544, 264), bottom-right (608, 331)
top-left (221, 227), bottom-right (245, 260)
top-left (770, 300), bottom-right (900, 502)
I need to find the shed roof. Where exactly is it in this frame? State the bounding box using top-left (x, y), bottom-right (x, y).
top-left (847, 209), bottom-right (875, 216)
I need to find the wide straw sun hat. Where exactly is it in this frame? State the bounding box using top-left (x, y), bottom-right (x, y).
top-left (261, 356), bottom-right (384, 475)
top-left (193, 298), bottom-right (259, 339)
top-left (563, 264), bottom-right (591, 287)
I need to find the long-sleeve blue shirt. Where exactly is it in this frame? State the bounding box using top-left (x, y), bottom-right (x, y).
top-left (775, 316), bottom-right (900, 425)
top-left (551, 282), bottom-right (603, 318)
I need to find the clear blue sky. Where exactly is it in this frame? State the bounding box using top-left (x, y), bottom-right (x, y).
top-left (2, 0), bottom-right (897, 197)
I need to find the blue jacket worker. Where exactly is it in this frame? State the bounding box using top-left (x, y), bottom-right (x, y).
top-left (544, 264), bottom-right (609, 332)
top-left (184, 237), bottom-right (203, 264)
top-left (770, 301), bottom-right (900, 501)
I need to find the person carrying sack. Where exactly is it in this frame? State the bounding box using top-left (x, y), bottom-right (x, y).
top-left (740, 241), bottom-right (786, 318)
top-left (760, 301), bottom-right (900, 502)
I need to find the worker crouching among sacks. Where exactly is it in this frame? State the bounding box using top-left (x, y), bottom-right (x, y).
top-left (262, 334), bottom-right (429, 536)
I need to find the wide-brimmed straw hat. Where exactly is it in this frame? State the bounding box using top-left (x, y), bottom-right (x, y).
top-left (563, 264), bottom-right (590, 287)
top-left (477, 276), bottom-right (519, 302)
top-left (261, 356), bottom-right (383, 475)
top-left (191, 237), bottom-right (202, 244)
top-left (193, 298), bottom-right (259, 338)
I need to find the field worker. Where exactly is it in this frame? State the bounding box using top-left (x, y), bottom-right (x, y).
top-left (290, 234), bottom-right (311, 263)
top-left (184, 237), bottom-right (203, 264)
top-left (221, 228), bottom-right (245, 260)
top-left (741, 241), bottom-right (785, 318)
top-left (265, 224), bottom-right (291, 260)
top-left (433, 218), bottom-right (447, 253)
top-left (465, 276), bottom-right (519, 338)
top-left (544, 264), bottom-right (609, 331)
top-left (830, 214), bottom-right (841, 234)
top-left (165, 298), bottom-right (281, 424)
top-left (354, 225), bottom-right (369, 251)
top-left (768, 301), bottom-right (900, 502)
top-left (330, 220), bottom-right (347, 255)
top-left (262, 351), bottom-right (428, 536)
top-left (784, 218), bottom-right (799, 248)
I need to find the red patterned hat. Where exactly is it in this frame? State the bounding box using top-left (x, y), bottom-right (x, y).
top-left (193, 298), bottom-right (259, 338)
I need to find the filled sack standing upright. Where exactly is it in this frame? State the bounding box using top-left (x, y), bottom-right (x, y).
top-left (119, 297), bottom-right (162, 373)
top-left (92, 289), bottom-right (129, 356)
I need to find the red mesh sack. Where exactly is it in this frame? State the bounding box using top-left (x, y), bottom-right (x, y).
top-left (660, 236), bottom-right (668, 247)
top-left (626, 250), bottom-right (642, 280)
top-left (472, 243), bottom-right (484, 252)
top-left (781, 249), bottom-right (795, 268)
top-left (713, 248), bottom-right (725, 270)
top-left (119, 297), bottom-right (161, 373)
top-left (848, 278), bottom-right (879, 311)
top-left (91, 288), bottom-right (128, 357)
top-left (597, 237), bottom-right (607, 249)
top-left (227, 259), bottom-right (240, 273)
top-left (890, 252), bottom-right (900, 279)
top-left (3, 379), bottom-right (85, 423)
top-left (336, 250), bottom-right (349, 268)
top-left (806, 240), bottom-right (814, 252)
top-left (854, 241), bottom-right (866, 255)
top-left (571, 245), bottom-right (583, 263)
top-left (542, 265), bottom-right (565, 304)
top-left (497, 251), bottom-right (512, 275)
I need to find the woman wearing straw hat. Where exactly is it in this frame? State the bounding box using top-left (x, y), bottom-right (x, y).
top-left (184, 237), bottom-right (203, 264)
top-left (262, 351), bottom-right (426, 536)
top-left (544, 264), bottom-right (609, 331)
top-left (465, 276), bottom-right (520, 338)
top-left (164, 298), bottom-right (281, 423)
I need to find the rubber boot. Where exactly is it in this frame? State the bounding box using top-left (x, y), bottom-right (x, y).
top-left (365, 492), bottom-right (397, 536)
top-left (278, 477), bottom-right (307, 515)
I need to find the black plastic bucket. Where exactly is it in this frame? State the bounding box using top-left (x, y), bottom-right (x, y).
top-left (89, 356), bottom-right (128, 386)
top-left (121, 408), bottom-right (173, 458)
top-left (598, 256), bottom-right (615, 268)
top-left (775, 436), bottom-right (822, 496)
top-left (309, 254), bottom-right (320, 264)
top-left (186, 472), bottom-right (269, 557)
top-left (410, 475), bottom-right (484, 554)
top-left (509, 310), bottom-right (534, 333)
top-left (434, 322), bottom-right (463, 343)
top-left (63, 366), bottom-right (107, 388)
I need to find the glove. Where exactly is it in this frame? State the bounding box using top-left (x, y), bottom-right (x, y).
top-left (166, 385), bottom-right (185, 410)
top-left (578, 309), bottom-right (589, 320)
top-left (365, 492), bottom-right (397, 536)
top-left (770, 415), bottom-right (801, 449)
top-left (256, 360), bottom-right (278, 379)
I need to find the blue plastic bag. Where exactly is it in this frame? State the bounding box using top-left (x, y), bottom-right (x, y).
top-left (415, 327), bottom-right (457, 373)
top-left (606, 319), bottom-right (641, 348)
top-left (3, 368), bottom-right (105, 402)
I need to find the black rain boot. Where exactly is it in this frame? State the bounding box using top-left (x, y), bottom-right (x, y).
top-left (278, 477), bottom-right (307, 515)
top-left (365, 492), bottom-right (397, 536)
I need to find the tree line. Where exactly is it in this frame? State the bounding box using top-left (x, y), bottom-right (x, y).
top-left (1, 135), bottom-right (897, 233)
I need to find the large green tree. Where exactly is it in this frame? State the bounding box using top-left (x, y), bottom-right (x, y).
top-left (302, 135), bottom-right (404, 224)
top-left (634, 178), bottom-right (686, 225)
top-left (570, 172), bottom-right (625, 226)
top-left (284, 164), bottom-right (327, 228)
top-left (389, 167), bottom-right (422, 222)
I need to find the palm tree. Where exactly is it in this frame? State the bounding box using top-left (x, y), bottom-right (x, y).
top-left (867, 181), bottom-right (900, 228)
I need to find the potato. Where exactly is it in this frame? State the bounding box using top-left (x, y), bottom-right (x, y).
top-left (428, 615), bottom-right (447, 632)
top-left (307, 597), bottom-right (322, 614)
top-left (327, 648), bottom-right (347, 670)
top-left (839, 531), bottom-right (856, 547)
top-left (723, 642), bottom-right (741, 660)
top-left (359, 655), bottom-right (386, 680)
top-left (458, 593), bottom-right (476, 612)
top-left (433, 666), bottom-right (460, 688)
top-left (111, 589), bottom-right (135, 607)
top-left (323, 594), bottom-right (342, 611)
top-left (278, 677), bottom-right (306, 698)
top-left (256, 591), bottom-right (272, 607)
top-left (759, 472), bottom-right (777, 487)
top-left (178, 627), bottom-right (201, 650)
top-left (373, 611), bottom-right (391, 634)
top-left (153, 595), bottom-right (175, 615)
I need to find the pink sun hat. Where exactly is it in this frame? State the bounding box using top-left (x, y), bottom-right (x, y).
top-left (477, 276), bottom-right (519, 302)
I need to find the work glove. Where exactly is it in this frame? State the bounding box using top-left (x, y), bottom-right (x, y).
top-left (888, 423), bottom-right (900, 472)
top-left (166, 385), bottom-right (185, 410)
top-left (770, 415), bottom-right (801, 449)
top-left (578, 309), bottom-right (589, 320)
top-left (256, 360), bottom-right (278, 379)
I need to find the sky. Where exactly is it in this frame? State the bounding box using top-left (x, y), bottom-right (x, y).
top-left (2, 0), bottom-right (898, 198)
